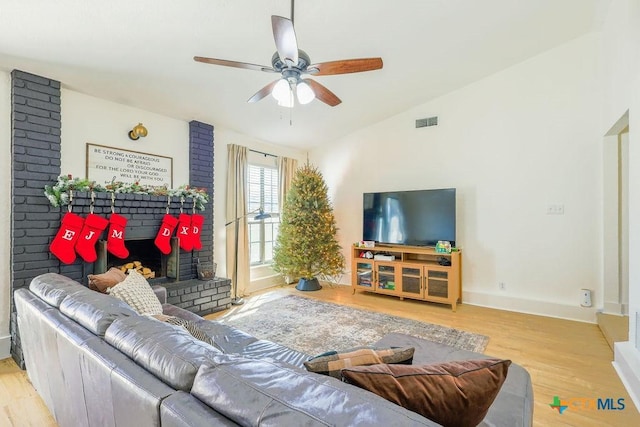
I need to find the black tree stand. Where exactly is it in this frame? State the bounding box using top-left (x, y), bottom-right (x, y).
top-left (296, 277), bottom-right (322, 291)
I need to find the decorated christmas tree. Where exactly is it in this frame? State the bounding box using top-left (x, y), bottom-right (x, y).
top-left (273, 164), bottom-right (345, 290)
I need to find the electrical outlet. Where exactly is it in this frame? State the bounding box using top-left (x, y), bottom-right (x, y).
top-left (546, 204), bottom-right (565, 215)
top-left (499, 282), bottom-right (506, 291)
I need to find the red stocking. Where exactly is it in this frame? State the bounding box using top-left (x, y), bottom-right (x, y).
top-left (75, 214), bottom-right (109, 262)
top-left (155, 214), bottom-right (178, 255)
top-left (191, 214), bottom-right (204, 250)
top-left (50, 212), bottom-right (85, 264)
top-left (177, 213), bottom-right (193, 251)
top-left (107, 213), bottom-right (129, 259)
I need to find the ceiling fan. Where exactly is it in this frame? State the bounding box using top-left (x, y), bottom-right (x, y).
top-left (194, 2), bottom-right (383, 107)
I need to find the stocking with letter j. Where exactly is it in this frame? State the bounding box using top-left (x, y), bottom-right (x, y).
top-left (75, 213), bottom-right (109, 262)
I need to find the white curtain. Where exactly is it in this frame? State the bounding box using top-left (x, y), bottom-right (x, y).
top-left (226, 144), bottom-right (249, 299)
top-left (277, 156), bottom-right (298, 211)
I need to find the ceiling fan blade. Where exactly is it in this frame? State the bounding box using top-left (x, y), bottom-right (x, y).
top-left (307, 58), bottom-right (383, 76)
top-left (271, 15), bottom-right (298, 66)
top-left (304, 79), bottom-right (341, 107)
top-left (247, 80), bottom-right (280, 103)
top-left (194, 56), bottom-right (275, 73)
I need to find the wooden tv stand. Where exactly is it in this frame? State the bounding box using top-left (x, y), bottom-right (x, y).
top-left (351, 244), bottom-right (462, 311)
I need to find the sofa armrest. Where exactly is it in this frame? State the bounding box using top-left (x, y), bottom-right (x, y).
top-left (153, 285), bottom-right (167, 304)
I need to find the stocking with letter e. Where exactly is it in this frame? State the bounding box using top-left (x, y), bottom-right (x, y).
top-left (50, 212), bottom-right (85, 264)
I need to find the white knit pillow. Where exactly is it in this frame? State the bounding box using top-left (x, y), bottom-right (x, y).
top-left (108, 269), bottom-right (163, 315)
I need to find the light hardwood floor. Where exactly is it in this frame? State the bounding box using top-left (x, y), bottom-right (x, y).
top-left (2, 284), bottom-right (638, 426)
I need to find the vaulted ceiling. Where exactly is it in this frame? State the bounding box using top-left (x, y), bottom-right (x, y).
top-left (0, 0), bottom-right (608, 149)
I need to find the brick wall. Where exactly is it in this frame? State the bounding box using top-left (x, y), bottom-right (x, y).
top-left (9, 71), bottom-right (220, 367)
top-left (188, 121), bottom-right (214, 268)
top-left (162, 278), bottom-right (231, 316)
top-left (10, 70), bottom-right (62, 367)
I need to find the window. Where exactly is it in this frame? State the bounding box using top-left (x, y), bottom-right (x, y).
top-left (248, 164), bottom-right (279, 265)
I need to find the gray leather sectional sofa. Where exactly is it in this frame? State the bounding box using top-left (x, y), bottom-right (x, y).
top-left (14, 273), bottom-right (533, 426)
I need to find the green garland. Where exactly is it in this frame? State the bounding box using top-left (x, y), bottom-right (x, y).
top-left (44, 174), bottom-right (209, 211)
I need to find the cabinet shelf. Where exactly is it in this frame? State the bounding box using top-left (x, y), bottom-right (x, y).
top-left (351, 244), bottom-right (462, 311)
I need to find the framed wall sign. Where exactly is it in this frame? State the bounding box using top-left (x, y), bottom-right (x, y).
top-left (86, 143), bottom-right (173, 187)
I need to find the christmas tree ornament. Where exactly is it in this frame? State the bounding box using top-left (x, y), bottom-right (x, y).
top-left (191, 214), bottom-right (204, 250)
top-left (107, 213), bottom-right (129, 259)
top-left (50, 212), bottom-right (85, 264)
top-left (75, 213), bottom-right (109, 262)
top-left (155, 214), bottom-right (179, 254)
top-left (177, 213), bottom-right (193, 251)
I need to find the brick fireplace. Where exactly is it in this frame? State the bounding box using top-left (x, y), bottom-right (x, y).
top-left (9, 70), bottom-right (229, 367)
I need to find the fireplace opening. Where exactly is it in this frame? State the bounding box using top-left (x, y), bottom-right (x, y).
top-left (109, 239), bottom-right (163, 279)
top-left (95, 237), bottom-right (180, 282)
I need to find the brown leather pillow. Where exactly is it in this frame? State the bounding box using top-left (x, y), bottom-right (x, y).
top-left (88, 267), bottom-right (126, 293)
top-left (341, 358), bottom-right (511, 427)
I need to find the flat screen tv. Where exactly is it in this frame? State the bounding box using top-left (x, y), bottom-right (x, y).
top-left (363, 188), bottom-right (456, 247)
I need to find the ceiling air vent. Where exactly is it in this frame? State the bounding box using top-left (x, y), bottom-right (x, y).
top-left (416, 116), bottom-right (438, 128)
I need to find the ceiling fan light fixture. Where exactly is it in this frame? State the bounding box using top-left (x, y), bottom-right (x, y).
top-left (296, 80), bottom-right (315, 105)
top-left (272, 79), bottom-right (290, 102)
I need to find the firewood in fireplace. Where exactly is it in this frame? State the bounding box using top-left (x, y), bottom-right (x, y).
top-left (117, 261), bottom-right (156, 279)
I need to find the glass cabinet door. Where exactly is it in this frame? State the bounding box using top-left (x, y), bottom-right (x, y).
top-left (353, 260), bottom-right (374, 289)
top-left (426, 268), bottom-right (449, 299)
top-left (376, 263), bottom-right (398, 293)
top-left (400, 266), bottom-right (422, 297)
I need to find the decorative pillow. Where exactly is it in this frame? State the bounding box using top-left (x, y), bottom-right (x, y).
top-left (303, 347), bottom-right (414, 378)
top-left (107, 269), bottom-right (162, 315)
top-left (341, 358), bottom-right (512, 427)
top-left (88, 267), bottom-right (126, 293)
top-left (151, 314), bottom-right (215, 347)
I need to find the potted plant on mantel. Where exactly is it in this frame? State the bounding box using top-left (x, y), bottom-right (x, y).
top-left (273, 164), bottom-right (345, 291)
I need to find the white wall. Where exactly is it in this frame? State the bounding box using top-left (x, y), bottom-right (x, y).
top-left (212, 127), bottom-right (306, 293)
top-left (311, 32), bottom-right (603, 323)
top-left (60, 90), bottom-right (190, 185)
top-left (0, 70), bottom-right (12, 358)
top-left (604, 0), bottom-right (640, 409)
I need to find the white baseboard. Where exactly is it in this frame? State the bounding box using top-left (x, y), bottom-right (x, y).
top-left (325, 277), bottom-right (599, 323)
top-left (613, 341), bottom-right (640, 411)
top-left (463, 290), bottom-right (598, 323)
top-left (604, 302), bottom-right (630, 315)
top-left (0, 334), bottom-right (10, 360)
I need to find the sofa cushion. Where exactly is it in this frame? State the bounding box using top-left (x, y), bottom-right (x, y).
top-left (304, 346), bottom-right (415, 378)
top-left (107, 269), bottom-right (163, 315)
top-left (58, 286), bottom-right (138, 336)
top-left (30, 272), bottom-right (92, 308)
top-left (105, 316), bottom-right (222, 391)
top-left (341, 358), bottom-right (511, 427)
top-left (190, 354), bottom-right (437, 426)
top-left (88, 267), bottom-right (126, 293)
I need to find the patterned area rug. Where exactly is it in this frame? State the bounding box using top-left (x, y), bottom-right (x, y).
top-left (218, 294), bottom-right (488, 355)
